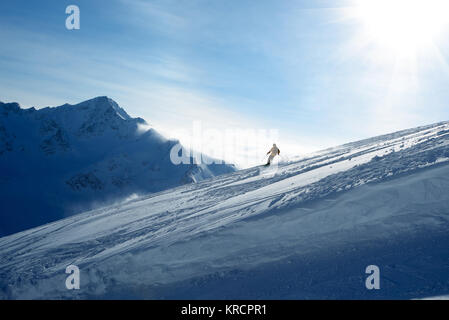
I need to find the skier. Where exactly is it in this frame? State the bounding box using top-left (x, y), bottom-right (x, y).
top-left (265, 143), bottom-right (280, 166)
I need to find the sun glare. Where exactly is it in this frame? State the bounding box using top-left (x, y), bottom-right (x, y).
top-left (351, 0), bottom-right (449, 54)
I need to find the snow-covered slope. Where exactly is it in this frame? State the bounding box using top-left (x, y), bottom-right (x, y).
top-left (0, 97), bottom-right (235, 236)
top-left (1, 120), bottom-right (449, 299)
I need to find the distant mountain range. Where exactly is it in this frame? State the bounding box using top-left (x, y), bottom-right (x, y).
top-left (0, 96), bottom-right (235, 236)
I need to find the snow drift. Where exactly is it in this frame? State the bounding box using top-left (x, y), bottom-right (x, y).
top-left (1, 119), bottom-right (449, 299)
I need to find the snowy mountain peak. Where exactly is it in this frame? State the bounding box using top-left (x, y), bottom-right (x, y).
top-left (0, 101), bottom-right (21, 116)
top-left (72, 96), bottom-right (132, 121)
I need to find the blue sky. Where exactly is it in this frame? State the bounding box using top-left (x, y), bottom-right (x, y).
top-left (1, 0), bottom-right (449, 166)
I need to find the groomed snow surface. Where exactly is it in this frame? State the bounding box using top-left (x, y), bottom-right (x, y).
top-left (1, 121), bottom-right (449, 299)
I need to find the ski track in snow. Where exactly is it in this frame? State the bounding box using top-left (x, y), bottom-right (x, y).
top-left (1, 121), bottom-right (449, 299)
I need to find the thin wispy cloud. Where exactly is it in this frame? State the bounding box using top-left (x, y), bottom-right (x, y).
top-left (116, 0), bottom-right (187, 33)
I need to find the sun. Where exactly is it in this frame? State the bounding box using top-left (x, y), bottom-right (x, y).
top-left (349, 0), bottom-right (449, 55)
